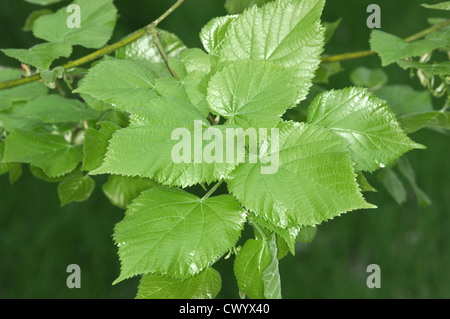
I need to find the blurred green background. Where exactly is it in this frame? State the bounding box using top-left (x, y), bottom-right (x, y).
top-left (0, 0), bottom-right (449, 298)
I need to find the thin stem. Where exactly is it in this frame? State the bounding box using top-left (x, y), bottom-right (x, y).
top-left (154, 0), bottom-right (185, 26)
top-left (403, 19), bottom-right (450, 42)
top-left (322, 19), bottom-right (450, 63)
top-left (0, 0), bottom-right (185, 90)
top-left (321, 50), bottom-right (375, 63)
top-left (149, 27), bottom-right (179, 78)
top-left (201, 180), bottom-right (223, 201)
top-left (248, 216), bottom-right (267, 241)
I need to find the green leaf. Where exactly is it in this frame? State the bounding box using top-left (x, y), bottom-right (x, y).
top-left (261, 234), bottom-right (281, 299)
top-left (233, 238), bottom-right (272, 299)
top-left (323, 18), bottom-right (342, 44)
top-left (82, 121), bottom-right (120, 171)
top-left (23, 9), bottom-right (53, 32)
top-left (219, 0), bottom-right (325, 102)
top-left (33, 0), bottom-right (117, 49)
top-left (178, 48), bottom-right (214, 75)
top-left (398, 111), bottom-right (450, 133)
top-left (116, 29), bottom-right (186, 62)
top-left (375, 85), bottom-right (433, 115)
top-left (350, 67), bottom-right (388, 90)
top-left (17, 94), bottom-right (99, 123)
top-left (1, 42), bottom-right (72, 70)
top-left (200, 15), bottom-right (237, 54)
top-left (113, 187), bottom-right (247, 282)
top-left (74, 59), bottom-right (159, 110)
top-left (207, 60), bottom-right (298, 129)
top-left (8, 163), bottom-right (23, 185)
top-left (91, 95), bottom-right (244, 187)
top-left (421, 2), bottom-right (450, 10)
top-left (2, 130), bottom-right (82, 177)
top-left (378, 168), bottom-right (407, 205)
top-left (25, 0), bottom-right (65, 5)
top-left (396, 60), bottom-right (450, 75)
top-left (297, 226), bottom-right (317, 244)
top-left (102, 175), bottom-right (158, 209)
top-left (94, 123), bottom-right (244, 187)
top-left (370, 29), bottom-right (450, 66)
top-left (57, 175), bottom-right (95, 206)
top-left (356, 171), bottom-right (377, 192)
top-left (136, 268), bottom-right (221, 299)
top-left (397, 157), bottom-right (432, 206)
top-left (227, 121), bottom-right (375, 229)
top-left (307, 87), bottom-right (424, 172)
top-left (427, 18), bottom-right (448, 25)
top-left (275, 235), bottom-right (290, 259)
top-left (40, 70), bottom-right (58, 88)
top-left (224, 0), bottom-right (273, 14)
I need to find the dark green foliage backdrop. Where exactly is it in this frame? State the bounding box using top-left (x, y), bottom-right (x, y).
top-left (0, 0), bottom-right (448, 298)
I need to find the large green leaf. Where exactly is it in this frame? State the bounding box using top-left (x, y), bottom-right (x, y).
top-left (102, 175), bottom-right (158, 209)
top-left (219, 0), bottom-right (325, 102)
top-left (206, 60), bottom-right (298, 129)
top-left (307, 87), bottom-right (424, 172)
top-left (33, 0), bottom-right (117, 49)
top-left (57, 175), bottom-right (95, 206)
top-left (113, 187), bottom-right (247, 282)
top-left (116, 29), bottom-right (186, 62)
top-left (136, 268), bottom-right (221, 299)
top-left (227, 121), bottom-right (374, 229)
top-left (74, 59), bottom-right (159, 110)
top-left (91, 96), bottom-right (244, 187)
top-left (2, 130), bottom-right (82, 177)
top-left (1, 41), bottom-right (72, 70)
